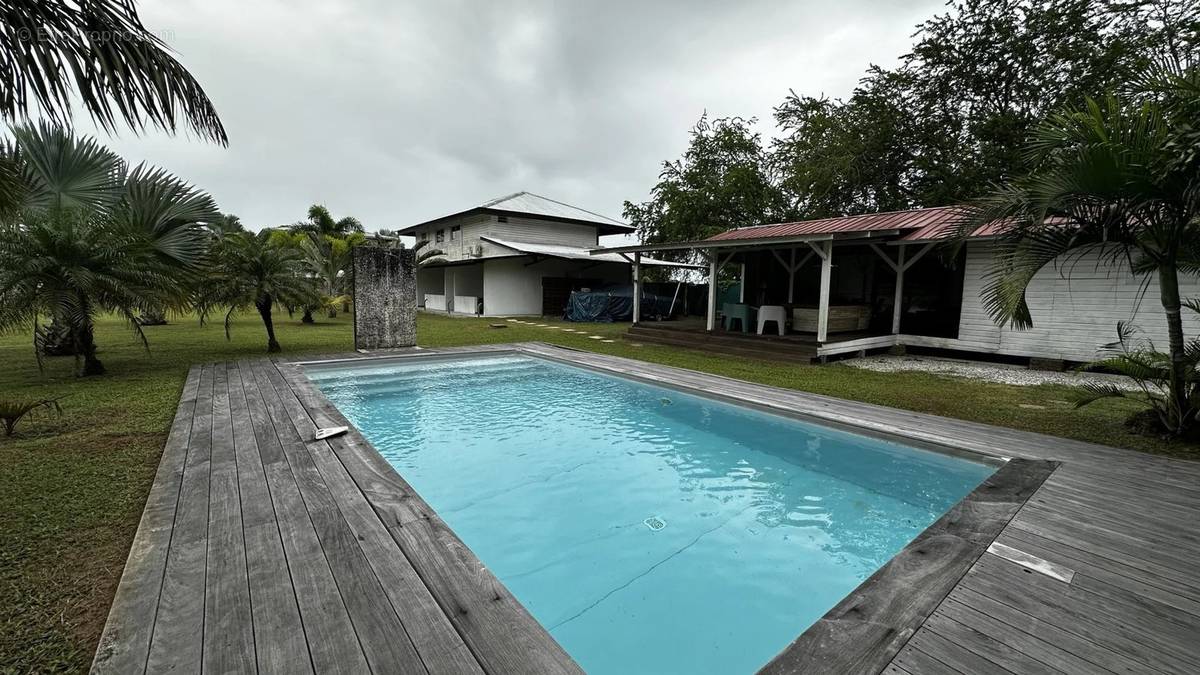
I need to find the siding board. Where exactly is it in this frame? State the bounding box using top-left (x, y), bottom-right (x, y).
top-left (945, 242), bottom-right (1200, 361)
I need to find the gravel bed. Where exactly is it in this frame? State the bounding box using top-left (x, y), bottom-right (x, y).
top-left (844, 354), bottom-right (1142, 392)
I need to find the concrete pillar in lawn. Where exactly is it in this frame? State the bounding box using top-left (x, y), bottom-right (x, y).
top-left (353, 244), bottom-right (417, 349)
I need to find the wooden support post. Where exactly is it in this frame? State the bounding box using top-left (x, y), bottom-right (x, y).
top-left (739, 263), bottom-right (746, 303)
top-left (816, 241), bottom-right (832, 343)
top-left (632, 252), bottom-right (642, 324)
top-left (787, 248), bottom-right (797, 303)
top-left (706, 253), bottom-right (718, 332)
top-left (892, 245), bottom-right (906, 334)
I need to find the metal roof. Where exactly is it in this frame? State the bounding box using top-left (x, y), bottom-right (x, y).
top-left (707, 205), bottom-right (970, 242)
top-left (396, 192), bottom-right (635, 236)
top-left (481, 236), bottom-right (702, 269)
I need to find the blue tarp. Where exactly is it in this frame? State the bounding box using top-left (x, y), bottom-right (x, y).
top-left (563, 284), bottom-right (674, 322)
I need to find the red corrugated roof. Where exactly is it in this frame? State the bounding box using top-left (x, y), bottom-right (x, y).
top-left (701, 204), bottom-right (1020, 244)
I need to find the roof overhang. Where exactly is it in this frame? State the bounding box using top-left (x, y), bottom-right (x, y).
top-left (482, 236), bottom-right (703, 269)
top-left (396, 207), bottom-right (635, 237)
top-left (590, 229), bottom-right (902, 255)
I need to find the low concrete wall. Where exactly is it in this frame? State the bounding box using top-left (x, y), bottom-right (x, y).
top-left (353, 246), bottom-right (416, 349)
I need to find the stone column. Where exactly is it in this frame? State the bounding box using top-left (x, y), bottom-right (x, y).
top-left (353, 245), bottom-right (417, 350)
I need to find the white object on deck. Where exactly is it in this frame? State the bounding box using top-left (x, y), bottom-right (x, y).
top-left (314, 426), bottom-right (349, 441)
top-left (757, 305), bottom-right (787, 336)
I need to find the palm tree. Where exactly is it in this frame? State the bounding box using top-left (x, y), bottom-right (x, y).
top-left (209, 230), bottom-right (318, 353)
top-left (288, 205), bottom-right (363, 321)
top-left (0, 1), bottom-right (226, 144)
top-left (0, 123), bottom-right (219, 375)
top-left (292, 204), bottom-right (362, 238)
top-left (960, 66), bottom-right (1200, 434)
top-left (297, 231), bottom-right (364, 318)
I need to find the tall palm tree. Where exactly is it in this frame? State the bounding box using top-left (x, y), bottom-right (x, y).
top-left (959, 67), bottom-right (1200, 434)
top-left (0, 123), bottom-right (219, 375)
top-left (0, 1), bottom-right (226, 144)
top-left (209, 229), bottom-right (317, 353)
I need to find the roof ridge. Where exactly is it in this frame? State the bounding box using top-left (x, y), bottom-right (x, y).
top-left (517, 191), bottom-right (626, 225)
top-left (479, 191), bottom-right (529, 208)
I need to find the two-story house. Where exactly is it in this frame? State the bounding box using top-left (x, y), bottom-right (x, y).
top-left (396, 192), bottom-right (688, 316)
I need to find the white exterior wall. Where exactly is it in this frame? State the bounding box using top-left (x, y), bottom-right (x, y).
top-left (415, 267), bottom-right (444, 308)
top-left (483, 216), bottom-right (598, 248)
top-left (948, 241), bottom-right (1200, 361)
top-left (482, 257), bottom-right (548, 316)
top-left (412, 215), bottom-right (600, 263)
top-left (479, 258), bottom-right (629, 316)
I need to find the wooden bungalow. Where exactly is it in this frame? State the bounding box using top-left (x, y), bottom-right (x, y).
top-left (593, 206), bottom-right (1200, 364)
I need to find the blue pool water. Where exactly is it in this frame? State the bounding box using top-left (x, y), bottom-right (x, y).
top-left (308, 354), bottom-right (995, 674)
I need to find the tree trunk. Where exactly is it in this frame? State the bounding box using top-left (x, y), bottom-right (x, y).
top-left (327, 307), bottom-right (337, 318)
top-left (301, 307), bottom-right (315, 324)
top-left (75, 315), bottom-right (105, 376)
top-left (257, 295), bottom-right (281, 353)
top-left (1158, 264), bottom-right (1190, 433)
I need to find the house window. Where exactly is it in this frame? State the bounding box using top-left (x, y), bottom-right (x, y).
top-left (450, 225), bottom-right (460, 241)
top-left (435, 229), bottom-right (445, 243)
top-left (420, 231), bottom-right (429, 242)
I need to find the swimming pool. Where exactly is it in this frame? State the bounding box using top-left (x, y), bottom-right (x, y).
top-left (307, 353), bottom-right (997, 674)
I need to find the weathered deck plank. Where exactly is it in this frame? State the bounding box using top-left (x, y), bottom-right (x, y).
top-left (202, 363), bottom-right (256, 675)
top-left (241, 360), bottom-right (370, 675)
top-left (144, 363), bottom-right (215, 672)
top-left (250, 360), bottom-right (429, 674)
top-left (228, 362), bottom-right (313, 675)
top-left (94, 344), bottom-right (1200, 675)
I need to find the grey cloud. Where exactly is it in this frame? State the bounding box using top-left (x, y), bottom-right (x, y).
top-left (83, 0), bottom-right (943, 232)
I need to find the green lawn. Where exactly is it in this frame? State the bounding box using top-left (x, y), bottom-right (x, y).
top-left (1, 311), bottom-right (1194, 671)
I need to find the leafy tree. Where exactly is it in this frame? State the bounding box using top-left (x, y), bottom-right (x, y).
top-left (623, 114), bottom-right (789, 264)
top-left (208, 229), bottom-right (317, 353)
top-left (772, 0), bottom-right (1199, 215)
top-left (0, 1), bottom-right (226, 141)
top-left (962, 66), bottom-right (1200, 435)
top-left (0, 123), bottom-right (218, 375)
top-left (634, 1), bottom-right (1199, 234)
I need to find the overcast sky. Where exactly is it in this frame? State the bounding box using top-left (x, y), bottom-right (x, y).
top-left (83, 0), bottom-right (944, 238)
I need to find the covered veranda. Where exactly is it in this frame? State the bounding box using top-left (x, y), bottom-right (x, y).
top-left (592, 208), bottom-right (972, 359)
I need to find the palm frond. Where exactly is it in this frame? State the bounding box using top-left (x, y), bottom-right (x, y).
top-left (0, 1), bottom-right (226, 143)
top-left (10, 121), bottom-right (125, 212)
top-left (1071, 382), bottom-right (1131, 408)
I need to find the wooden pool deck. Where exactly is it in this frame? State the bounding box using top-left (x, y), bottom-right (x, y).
top-left (92, 344), bottom-right (1200, 674)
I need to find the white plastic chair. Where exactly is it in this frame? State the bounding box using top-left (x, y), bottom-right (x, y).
top-left (757, 305), bottom-right (786, 336)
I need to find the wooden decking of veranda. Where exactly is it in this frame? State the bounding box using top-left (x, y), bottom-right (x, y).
top-left (92, 344), bottom-right (1200, 675)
